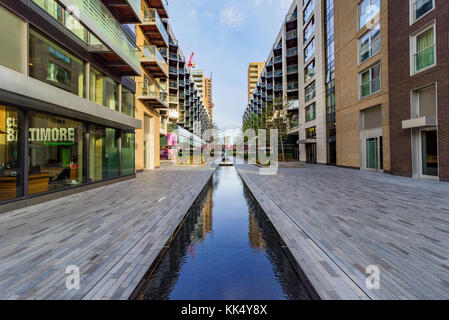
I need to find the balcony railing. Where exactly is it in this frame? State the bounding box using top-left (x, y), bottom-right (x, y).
top-left (179, 80), bottom-right (185, 87)
top-left (286, 47), bottom-right (298, 57)
top-left (267, 83), bottom-right (273, 90)
top-left (286, 30), bottom-right (298, 40)
top-left (169, 66), bottom-right (178, 75)
top-left (143, 8), bottom-right (169, 45)
top-left (169, 81), bottom-right (178, 89)
top-left (140, 45), bottom-right (168, 72)
top-left (287, 100), bottom-right (299, 110)
top-left (274, 56), bottom-right (283, 64)
top-left (287, 82), bottom-right (298, 91)
top-left (56, 0), bottom-right (141, 73)
top-left (267, 72), bottom-right (273, 78)
top-left (274, 83), bottom-right (283, 91)
top-left (287, 64), bottom-right (298, 75)
top-left (274, 70), bottom-right (283, 77)
top-left (360, 37), bottom-right (381, 64)
top-left (169, 95), bottom-right (178, 103)
top-left (179, 92), bottom-right (185, 99)
top-left (274, 43), bottom-right (282, 50)
top-left (360, 77), bottom-right (381, 98)
top-left (179, 69), bottom-right (185, 75)
top-left (169, 52), bottom-right (178, 60)
top-left (138, 81), bottom-right (167, 102)
top-left (285, 10), bottom-right (298, 23)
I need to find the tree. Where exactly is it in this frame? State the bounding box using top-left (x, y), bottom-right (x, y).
top-left (264, 96), bottom-right (292, 161)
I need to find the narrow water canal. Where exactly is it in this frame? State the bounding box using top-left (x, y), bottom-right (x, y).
top-left (135, 167), bottom-right (316, 300)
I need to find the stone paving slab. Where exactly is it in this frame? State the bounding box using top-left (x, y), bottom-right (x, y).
top-left (0, 165), bottom-right (216, 300)
top-left (236, 163), bottom-right (449, 300)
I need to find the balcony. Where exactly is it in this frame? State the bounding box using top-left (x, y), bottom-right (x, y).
top-left (287, 99), bottom-right (299, 110)
top-left (287, 65), bottom-right (298, 75)
top-left (169, 38), bottom-right (179, 47)
top-left (274, 56), bottom-right (283, 64)
top-left (179, 68), bottom-right (185, 75)
top-left (169, 52), bottom-right (178, 61)
top-left (169, 81), bottom-right (178, 89)
top-left (267, 83), bottom-right (273, 90)
top-left (274, 70), bottom-right (283, 78)
top-left (267, 72), bottom-right (273, 78)
top-left (286, 29), bottom-right (298, 41)
top-left (147, 0), bottom-right (168, 19)
top-left (274, 43), bottom-right (282, 51)
top-left (285, 10), bottom-right (297, 23)
top-left (100, 0), bottom-right (142, 23)
top-left (286, 47), bottom-right (298, 57)
top-left (179, 80), bottom-right (185, 87)
top-left (274, 83), bottom-right (283, 91)
top-left (137, 81), bottom-right (168, 109)
top-left (179, 92), bottom-right (185, 99)
top-left (140, 8), bottom-right (169, 48)
top-left (140, 45), bottom-right (168, 78)
top-left (267, 96), bottom-right (273, 102)
top-left (169, 95), bottom-right (178, 104)
top-left (57, 0), bottom-right (141, 75)
top-left (287, 82), bottom-right (298, 91)
top-left (169, 66), bottom-right (178, 75)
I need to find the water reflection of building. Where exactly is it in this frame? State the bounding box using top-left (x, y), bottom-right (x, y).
top-left (137, 180), bottom-right (213, 300)
top-left (248, 211), bottom-right (266, 250)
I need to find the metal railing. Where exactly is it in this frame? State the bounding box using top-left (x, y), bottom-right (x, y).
top-left (286, 47), bottom-right (298, 57)
top-left (143, 8), bottom-right (169, 45)
top-left (274, 83), bottom-right (283, 91)
top-left (360, 77), bottom-right (381, 97)
top-left (286, 29), bottom-right (298, 40)
top-left (274, 56), bottom-right (283, 64)
top-left (287, 82), bottom-right (298, 91)
top-left (287, 64), bottom-right (298, 75)
top-left (138, 81), bottom-right (167, 102)
top-left (287, 100), bottom-right (299, 110)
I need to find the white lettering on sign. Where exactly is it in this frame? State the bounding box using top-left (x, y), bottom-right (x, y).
top-left (5, 117), bottom-right (76, 143)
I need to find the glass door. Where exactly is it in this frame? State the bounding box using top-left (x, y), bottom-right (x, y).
top-left (421, 130), bottom-right (438, 177)
top-left (366, 137), bottom-right (379, 170)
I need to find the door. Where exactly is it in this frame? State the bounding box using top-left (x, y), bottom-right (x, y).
top-left (366, 138), bottom-right (378, 169)
top-left (421, 130), bottom-right (438, 177)
top-left (306, 143), bottom-right (317, 164)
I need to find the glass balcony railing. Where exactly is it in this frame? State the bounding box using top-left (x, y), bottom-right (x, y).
top-left (179, 80), bottom-right (185, 87)
top-left (274, 83), bottom-right (283, 91)
top-left (169, 95), bottom-right (178, 103)
top-left (36, 0), bottom-right (140, 73)
top-left (285, 10), bottom-right (297, 23)
top-left (274, 43), bottom-right (282, 50)
top-left (138, 81), bottom-right (167, 102)
top-left (267, 72), bottom-right (273, 78)
top-left (141, 45), bottom-right (167, 68)
top-left (169, 66), bottom-right (178, 74)
top-left (287, 100), bottom-right (299, 110)
top-left (143, 8), bottom-right (169, 45)
top-left (360, 77), bottom-right (381, 98)
top-left (267, 83), bottom-right (273, 90)
top-left (287, 64), bottom-right (298, 75)
top-left (179, 69), bottom-right (185, 75)
top-left (169, 81), bottom-right (178, 89)
top-left (286, 47), bottom-right (298, 57)
top-left (274, 56), bottom-right (283, 64)
top-left (274, 70), bottom-right (283, 77)
top-left (169, 52), bottom-right (178, 61)
top-left (286, 30), bottom-right (298, 40)
top-left (287, 82), bottom-right (298, 91)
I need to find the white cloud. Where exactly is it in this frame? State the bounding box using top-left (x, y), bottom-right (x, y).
top-left (220, 6), bottom-right (244, 29)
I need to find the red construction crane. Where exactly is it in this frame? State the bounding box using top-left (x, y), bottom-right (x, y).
top-left (187, 52), bottom-right (195, 68)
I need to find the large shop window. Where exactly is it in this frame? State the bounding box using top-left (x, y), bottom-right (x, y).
top-left (28, 112), bottom-right (85, 196)
top-left (29, 30), bottom-right (86, 98)
top-left (122, 87), bottom-right (135, 117)
top-left (0, 106), bottom-right (25, 201)
top-left (89, 126), bottom-right (120, 183)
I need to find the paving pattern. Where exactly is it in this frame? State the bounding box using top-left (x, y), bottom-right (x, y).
top-left (0, 165), bottom-right (215, 300)
top-left (236, 163), bottom-right (449, 300)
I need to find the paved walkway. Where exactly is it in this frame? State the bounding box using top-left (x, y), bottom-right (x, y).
top-left (0, 165), bottom-right (215, 300)
top-left (237, 163), bottom-right (449, 300)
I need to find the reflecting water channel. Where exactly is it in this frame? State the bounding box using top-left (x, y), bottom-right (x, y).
top-left (135, 166), bottom-right (317, 300)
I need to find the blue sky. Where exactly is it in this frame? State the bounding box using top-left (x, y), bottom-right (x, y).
top-left (165, 0), bottom-right (293, 130)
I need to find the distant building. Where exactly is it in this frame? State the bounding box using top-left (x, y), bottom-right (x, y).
top-left (248, 63), bottom-right (265, 102)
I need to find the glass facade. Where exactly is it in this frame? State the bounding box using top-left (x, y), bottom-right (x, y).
top-left (28, 112), bottom-right (84, 195)
top-left (325, 0), bottom-right (336, 164)
top-left (29, 29), bottom-right (86, 98)
top-left (0, 105), bottom-right (24, 201)
top-left (122, 87), bottom-right (135, 117)
top-left (0, 106), bottom-right (135, 203)
top-left (89, 67), bottom-right (120, 111)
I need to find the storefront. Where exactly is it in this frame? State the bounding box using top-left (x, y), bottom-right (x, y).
top-left (0, 104), bottom-right (135, 203)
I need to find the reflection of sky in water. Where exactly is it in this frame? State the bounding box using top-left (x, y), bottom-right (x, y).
top-left (137, 167), bottom-right (314, 300)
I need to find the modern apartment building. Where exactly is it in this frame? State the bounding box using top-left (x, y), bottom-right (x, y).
top-left (389, 0), bottom-right (448, 181)
top-left (247, 63), bottom-right (264, 102)
top-left (204, 77), bottom-right (214, 124)
top-left (243, 0), bottom-right (330, 164)
top-left (334, 0), bottom-right (390, 172)
top-left (134, 0), bottom-right (169, 171)
top-left (0, 0), bottom-right (141, 208)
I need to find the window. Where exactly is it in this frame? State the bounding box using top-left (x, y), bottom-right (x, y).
top-left (411, 0), bottom-right (434, 23)
top-left (304, 38), bottom-right (315, 62)
top-left (0, 105), bottom-right (24, 201)
top-left (304, 17), bottom-right (315, 44)
top-left (411, 85), bottom-right (436, 118)
top-left (29, 29), bottom-right (86, 98)
top-left (360, 63), bottom-right (381, 98)
top-left (121, 132), bottom-right (135, 176)
top-left (359, 24), bottom-right (381, 63)
top-left (359, 0), bottom-right (380, 29)
top-left (305, 81), bottom-right (316, 102)
top-left (306, 126), bottom-right (316, 139)
top-left (89, 67), bottom-right (120, 111)
top-left (304, 60), bottom-right (315, 82)
top-left (0, 5), bottom-right (27, 73)
top-left (28, 112), bottom-right (85, 196)
top-left (121, 87), bottom-right (135, 117)
top-left (412, 25), bottom-right (436, 74)
top-left (305, 103), bottom-right (316, 122)
top-left (303, 0), bottom-right (314, 24)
